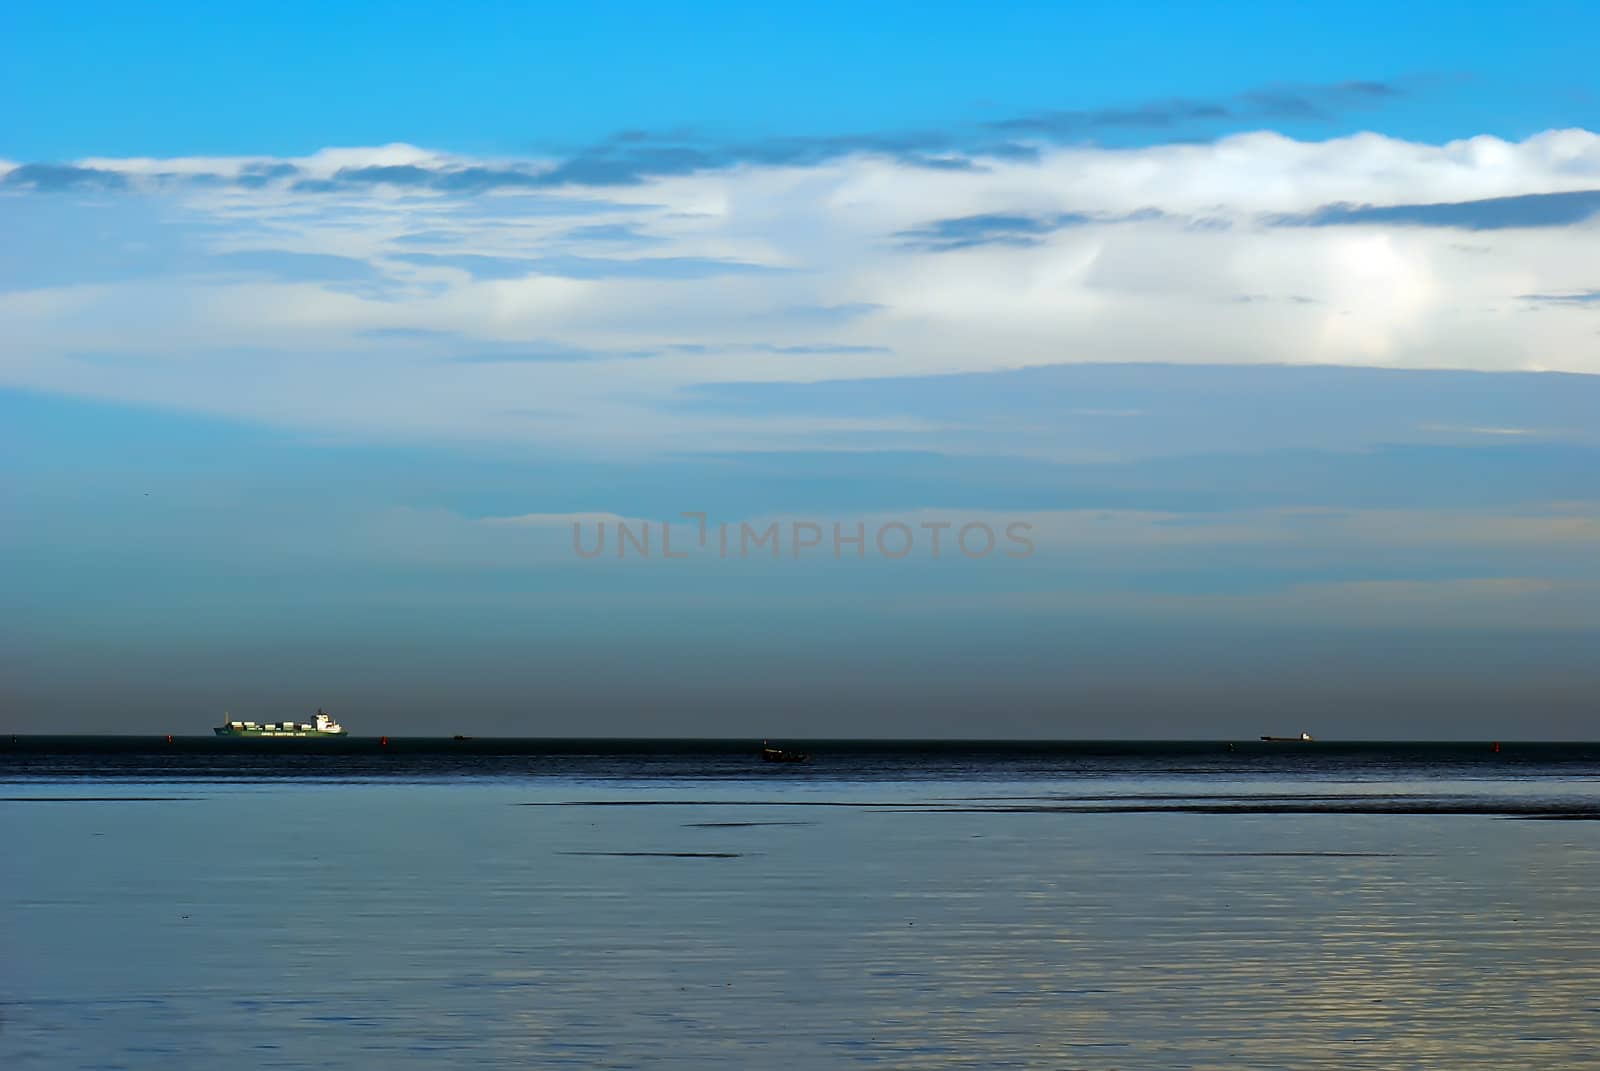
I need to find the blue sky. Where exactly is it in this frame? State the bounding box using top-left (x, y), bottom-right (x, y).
top-left (4, 1), bottom-right (1597, 158)
top-left (2, 3), bottom-right (1598, 736)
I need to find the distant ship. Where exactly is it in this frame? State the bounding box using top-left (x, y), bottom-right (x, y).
top-left (1260, 731), bottom-right (1314, 743)
top-left (215, 709), bottom-right (347, 737)
top-left (760, 741), bottom-right (809, 763)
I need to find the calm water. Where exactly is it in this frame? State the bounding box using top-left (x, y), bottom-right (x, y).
top-left (5, 740), bottom-right (1599, 1069)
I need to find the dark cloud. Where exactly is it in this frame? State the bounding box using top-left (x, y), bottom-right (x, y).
top-left (1, 163), bottom-right (130, 191)
top-left (236, 162), bottom-right (301, 188)
top-left (468, 131), bottom-right (984, 189)
top-left (1239, 80), bottom-right (1402, 121)
top-left (391, 251), bottom-right (781, 280)
top-left (1519, 290), bottom-right (1600, 305)
top-left (988, 99), bottom-right (1231, 136)
top-left (896, 212), bottom-right (1077, 251)
top-left (293, 163), bottom-right (553, 194)
top-left (292, 159), bottom-right (667, 205)
top-left (901, 154), bottom-right (985, 172)
top-left (431, 167), bottom-right (555, 194)
top-left (328, 164), bottom-right (440, 187)
top-left (1266, 189), bottom-right (1600, 230)
top-left (537, 145), bottom-right (725, 186)
top-left (982, 142), bottom-right (1045, 163)
top-left (896, 209), bottom-right (1164, 251)
top-left (989, 80), bottom-right (1406, 136)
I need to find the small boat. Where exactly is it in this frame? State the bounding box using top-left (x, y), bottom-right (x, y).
top-left (760, 741), bottom-right (809, 763)
top-left (453, 734), bottom-right (472, 741)
top-left (1260, 731), bottom-right (1314, 743)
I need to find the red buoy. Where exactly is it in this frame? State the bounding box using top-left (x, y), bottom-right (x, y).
top-left (1493, 741), bottom-right (1501, 753)
top-left (166, 734), bottom-right (173, 744)
top-left (381, 735), bottom-right (388, 746)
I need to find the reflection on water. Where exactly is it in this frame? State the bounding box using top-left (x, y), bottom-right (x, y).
top-left (5, 766), bottom-right (1599, 1068)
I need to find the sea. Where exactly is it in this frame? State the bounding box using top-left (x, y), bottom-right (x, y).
top-left (4, 738), bottom-right (1599, 1070)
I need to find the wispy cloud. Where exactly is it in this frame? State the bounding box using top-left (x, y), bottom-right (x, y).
top-left (986, 80), bottom-right (1406, 136)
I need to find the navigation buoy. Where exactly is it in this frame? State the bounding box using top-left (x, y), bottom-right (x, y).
top-left (166, 734), bottom-right (173, 744)
top-left (1493, 741), bottom-right (1501, 753)
top-left (381, 736), bottom-right (388, 747)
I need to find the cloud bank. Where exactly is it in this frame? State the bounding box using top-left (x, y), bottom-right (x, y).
top-left (2, 127), bottom-right (1598, 455)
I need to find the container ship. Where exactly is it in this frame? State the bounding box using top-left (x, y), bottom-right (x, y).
top-left (215, 709), bottom-right (347, 737)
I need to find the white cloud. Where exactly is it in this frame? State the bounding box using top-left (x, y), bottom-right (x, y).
top-left (2, 128), bottom-right (1597, 450)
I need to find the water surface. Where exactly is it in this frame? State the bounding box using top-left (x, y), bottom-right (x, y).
top-left (5, 740), bottom-right (1598, 1068)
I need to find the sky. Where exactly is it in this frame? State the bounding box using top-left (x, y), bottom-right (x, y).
top-left (3, 2), bottom-right (1598, 737)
